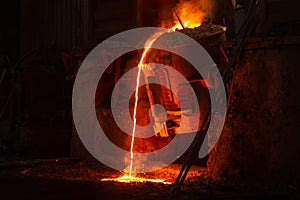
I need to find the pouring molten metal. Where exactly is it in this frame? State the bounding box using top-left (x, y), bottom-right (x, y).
top-left (101, 1), bottom-right (208, 184)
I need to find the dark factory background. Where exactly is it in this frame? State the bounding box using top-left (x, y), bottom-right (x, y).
top-left (0, 0), bottom-right (300, 199)
top-left (0, 0), bottom-right (139, 158)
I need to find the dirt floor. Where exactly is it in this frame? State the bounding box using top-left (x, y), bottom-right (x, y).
top-left (0, 160), bottom-right (298, 200)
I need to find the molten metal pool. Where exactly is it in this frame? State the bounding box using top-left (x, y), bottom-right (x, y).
top-left (101, 175), bottom-right (172, 184)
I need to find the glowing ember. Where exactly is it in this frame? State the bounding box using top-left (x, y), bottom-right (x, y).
top-left (101, 175), bottom-right (171, 185)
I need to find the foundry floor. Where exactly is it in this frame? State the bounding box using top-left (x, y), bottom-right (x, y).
top-left (0, 161), bottom-right (297, 200)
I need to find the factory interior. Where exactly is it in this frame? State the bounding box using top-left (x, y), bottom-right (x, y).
top-left (0, 0), bottom-right (299, 199)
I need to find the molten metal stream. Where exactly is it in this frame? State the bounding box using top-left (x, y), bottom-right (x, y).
top-left (101, 31), bottom-right (171, 184)
top-left (129, 31), bottom-right (166, 177)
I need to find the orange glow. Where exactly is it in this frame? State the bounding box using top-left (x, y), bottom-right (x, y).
top-left (170, 1), bottom-right (205, 31)
top-left (101, 175), bottom-right (171, 185)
